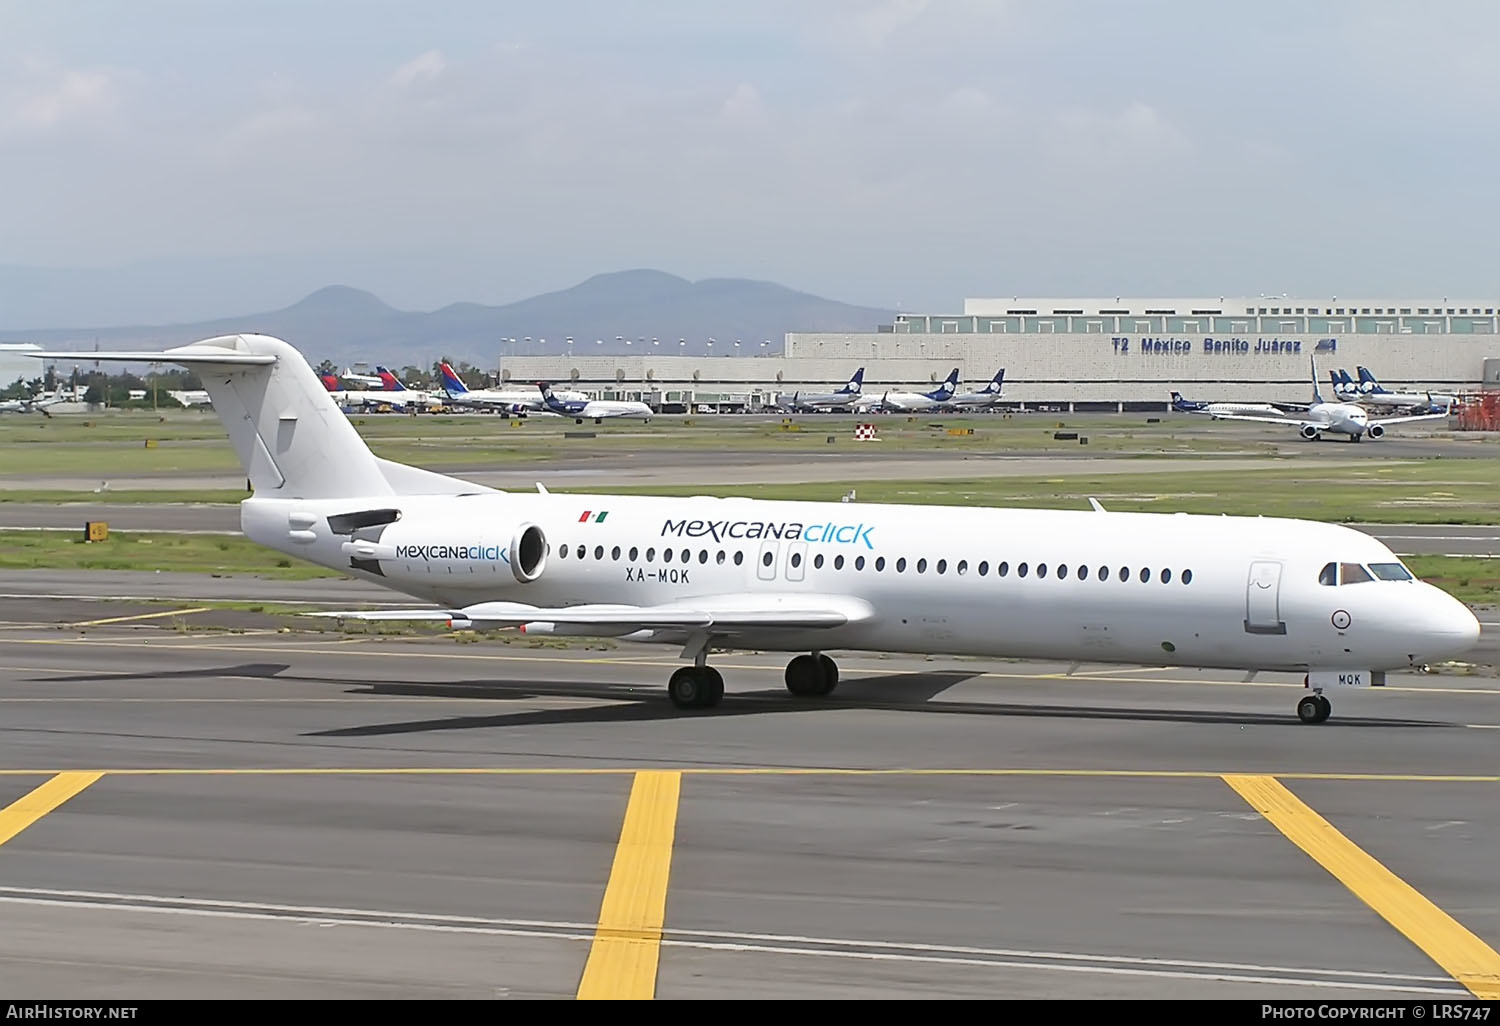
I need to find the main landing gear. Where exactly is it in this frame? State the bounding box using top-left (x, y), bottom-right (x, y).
top-left (665, 648), bottom-right (841, 710)
top-left (784, 652), bottom-right (839, 698)
top-left (1296, 688), bottom-right (1332, 724)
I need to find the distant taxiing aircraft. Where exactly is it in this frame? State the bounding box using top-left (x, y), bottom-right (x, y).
top-left (1201, 358), bottom-right (1452, 442)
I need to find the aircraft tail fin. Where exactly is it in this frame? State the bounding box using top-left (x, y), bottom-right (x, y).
top-left (438, 362), bottom-right (470, 394)
top-left (29, 334), bottom-right (437, 500)
top-left (376, 366), bottom-right (407, 391)
top-left (1310, 356), bottom-right (1325, 404)
top-left (844, 368), bottom-right (864, 393)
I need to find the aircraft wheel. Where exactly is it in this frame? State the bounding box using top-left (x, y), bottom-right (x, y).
top-left (1297, 695), bottom-right (1331, 724)
top-left (785, 655), bottom-right (824, 696)
top-left (815, 654), bottom-right (839, 695)
top-left (669, 666), bottom-right (723, 709)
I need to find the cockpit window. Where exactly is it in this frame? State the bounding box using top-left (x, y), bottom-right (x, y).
top-left (1369, 562), bottom-right (1414, 581)
top-left (1339, 562), bottom-right (1374, 585)
top-left (1318, 562), bottom-right (1337, 586)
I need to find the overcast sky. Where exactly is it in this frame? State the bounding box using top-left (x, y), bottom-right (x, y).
top-left (3, 0), bottom-right (1498, 326)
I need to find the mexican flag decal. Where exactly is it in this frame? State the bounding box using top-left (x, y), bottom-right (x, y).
top-left (578, 511), bottom-right (609, 523)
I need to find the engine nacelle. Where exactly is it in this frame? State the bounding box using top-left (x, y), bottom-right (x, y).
top-left (1300, 424), bottom-right (1320, 439)
top-left (1366, 423), bottom-right (1385, 440)
top-left (508, 522), bottom-right (546, 583)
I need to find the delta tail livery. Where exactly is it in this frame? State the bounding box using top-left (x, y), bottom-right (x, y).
top-left (1206, 357), bottom-right (1453, 442)
top-left (30, 335), bottom-right (1480, 724)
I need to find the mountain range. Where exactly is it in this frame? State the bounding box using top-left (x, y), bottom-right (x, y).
top-left (0, 269), bottom-right (896, 367)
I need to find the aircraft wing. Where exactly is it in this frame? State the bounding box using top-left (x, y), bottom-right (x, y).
top-left (1198, 412), bottom-right (1314, 427)
top-left (1368, 408), bottom-right (1452, 426)
top-left (311, 593), bottom-right (874, 634)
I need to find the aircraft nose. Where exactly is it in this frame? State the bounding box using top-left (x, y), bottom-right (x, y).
top-left (1412, 585), bottom-right (1481, 662)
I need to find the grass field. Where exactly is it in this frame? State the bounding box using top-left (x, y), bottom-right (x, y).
top-left (0, 407), bottom-right (1340, 477)
top-left (592, 459), bottom-right (1500, 523)
top-left (0, 530), bottom-right (334, 578)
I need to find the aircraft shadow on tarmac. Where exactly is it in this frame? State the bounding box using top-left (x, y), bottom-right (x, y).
top-left (26, 664), bottom-right (1460, 733)
top-left (302, 670), bottom-right (1457, 736)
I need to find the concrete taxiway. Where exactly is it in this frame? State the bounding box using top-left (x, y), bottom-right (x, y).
top-left (0, 610), bottom-right (1498, 999)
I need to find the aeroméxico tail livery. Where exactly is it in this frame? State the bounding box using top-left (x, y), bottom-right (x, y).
top-left (32, 335), bottom-right (1480, 724)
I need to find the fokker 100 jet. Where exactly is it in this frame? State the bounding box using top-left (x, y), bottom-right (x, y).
top-left (30, 336), bottom-right (1480, 725)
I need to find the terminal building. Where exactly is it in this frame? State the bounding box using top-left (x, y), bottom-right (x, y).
top-left (495, 296), bottom-right (1500, 411)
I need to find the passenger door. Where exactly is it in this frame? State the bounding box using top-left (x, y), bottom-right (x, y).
top-left (1244, 560), bottom-right (1287, 635)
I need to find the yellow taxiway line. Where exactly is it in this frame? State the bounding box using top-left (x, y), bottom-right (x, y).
top-left (0, 772), bottom-right (103, 847)
top-left (1225, 774), bottom-right (1500, 1000)
top-left (69, 607), bottom-right (212, 627)
top-left (576, 771), bottom-right (682, 1000)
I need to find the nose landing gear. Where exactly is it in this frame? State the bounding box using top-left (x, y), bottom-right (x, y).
top-left (1297, 688), bottom-right (1332, 724)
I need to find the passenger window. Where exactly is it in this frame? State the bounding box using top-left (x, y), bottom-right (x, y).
top-left (835, 555), bottom-right (845, 570)
top-left (1369, 562), bottom-right (1413, 581)
top-left (558, 545), bottom-right (568, 559)
top-left (612, 546), bottom-right (621, 560)
top-left (998, 561), bottom-right (1009, 577)
top-left (716, 550), bottom-right (725, 564)
top-left (814, 553), bottom-right (825, 569)
top-left (630, 546), bottom-right (639, 561)
top-left (1160, 568), bottom-right (1171, 584)
top-left (647, 547), bottom-right (656, 562)
top-left (733, 551), bottom-right (743, 565)
top-left (1037, 563), bottom-right (1047, 578)
top-left (917, 558), bottom-right (927, 573)
top-left (699, 550), bottom-right (708, 564)
top-left (936, 559), bottom-right (947, 574)
top-left (664, 549), bottom-right (673, 563)
top-left (876, 556), bottom-right (886, 571)
top-left (1118, 567), bottom-right (1129, 582)
top-left (855, 556), bottom-right (866, 570)
top-left (897, 557), bottom-right (907, 572)
top-left (790, 553), bottom-right (802, 568)
top-left (1340, 562), bottom-right (1373, 585)
top-left (595, 546), bottom-right (604, 560)
top-left (978, 561), bottom-right (989, 576)
top-left (1058, 564), bottom-right (1068, 579)
top-left (1078, 565), bottom-right (1089, 580)
top-left (1018, 562), bottom-right (1029, 577)
top-left (957, 560), bottom-right (968, 575)
top-left (761, 551), bottom-right (773, 567)
top-left (1182, 569), bottom-right (1192, 584)
top-left (1139, 567), bottom-right (1150, 583)
top-left (1098, 566), bottom-right (1108, 580)
top-left (1318, 562), bottom-right (1337, 586)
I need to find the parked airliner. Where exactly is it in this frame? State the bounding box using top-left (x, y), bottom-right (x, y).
top-left (785, 368), bottom-right (864, 411)
top-left (857, 368), bottom-right (960, 412)
top-left (30, 335), bottom-right (1480, 725)
top-left (948, 370), bottom-right (1006, 408)
top-left (1349, 367), bottom-right (1458, 412)
top-left (437, 362), bottom-right (587, 412)
top-left (1207, 359), bottom-right (1452, 441)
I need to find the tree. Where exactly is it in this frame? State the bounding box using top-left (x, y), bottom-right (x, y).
top-left (315, 359), bottom-right (338, 378)
top-left (83, 384), bottom-right (105, 407)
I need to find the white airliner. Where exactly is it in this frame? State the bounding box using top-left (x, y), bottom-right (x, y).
top-left (166, 389), bottom-right (212, 408)
top-left (1169, 392), bottom-right (1299, 418)
top-left (30, 335), bottom-right (1481, 725)
top-left (785, 368), bottom-right (865, 411)
top-left (537, 382), bottom-right (653, 423)
top-left (948, 369), bottom-right (1007, 408)
top-left (856, 368), bottom-right (960, 412)
top-left (1346, 367), bottom-right (1458, 413)
top-left (437, 362), bottom-right (587, 412)
top-left (1197, 359), bottom-right (1453, 442)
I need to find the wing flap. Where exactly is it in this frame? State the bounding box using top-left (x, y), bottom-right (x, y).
top-left (310, 594), bottom-right (872, 633)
